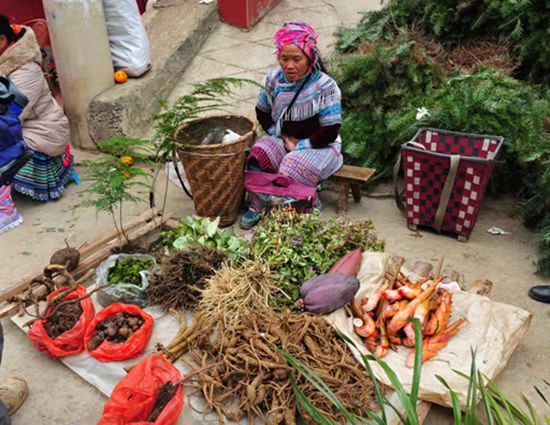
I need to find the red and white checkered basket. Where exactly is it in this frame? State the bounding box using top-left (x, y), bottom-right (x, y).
top-left (398, 127), bottom-right (503, 241)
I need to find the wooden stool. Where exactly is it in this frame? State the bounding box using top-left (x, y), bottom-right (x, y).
top-left (328, 165), bottom-right (376, 215)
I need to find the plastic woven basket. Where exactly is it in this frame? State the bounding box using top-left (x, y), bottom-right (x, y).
top-left (400, 127), bottom-right (503, 240)
top-left (175, 115), bottom-right (256, 227)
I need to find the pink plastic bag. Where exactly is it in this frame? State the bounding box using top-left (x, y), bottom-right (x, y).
top-left (98, 353), bottom-right (184, 425)
top-left (27, 284), bottom-right (95, 358)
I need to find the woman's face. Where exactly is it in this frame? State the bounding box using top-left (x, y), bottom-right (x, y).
top-left (278, 44), bottom-right (309, 82)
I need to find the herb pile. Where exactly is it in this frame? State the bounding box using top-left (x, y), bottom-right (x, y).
top-left (252, 208), bottom-right (384, 306)
top-left (336, 0), bottom-right (549, 83)
top-left (148, 247), bottom-right (227, 311)
top-left (159, 216), bottom-right (248, 262)
top-left (108, 257), bottom-right (154, 286)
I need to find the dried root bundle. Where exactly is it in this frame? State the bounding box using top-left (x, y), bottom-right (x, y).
top-left (197, 260), bottom-right (277, 328)
top-left (148, 247), bottom-right (227, 310)
top-left (161, 260), bottom-right (278, 362)
top-left (185, 311), bottom-right (381, 424)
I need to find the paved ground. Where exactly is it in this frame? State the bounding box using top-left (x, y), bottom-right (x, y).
top-left (1, 0), bottom-right (549, 423)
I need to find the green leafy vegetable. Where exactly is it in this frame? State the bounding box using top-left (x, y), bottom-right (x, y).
top-left (252, 207), bottom-right (384, 307)
top-left (160, 216), bottom-right (248, 262)
top-left (108, 257), bottom-right (154, 286)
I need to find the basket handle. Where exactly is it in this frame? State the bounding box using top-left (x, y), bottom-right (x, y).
top-left (433, 154), bottom-right (460, 232)
top-left (172, 148), bottom-right (193, 199)
top-left (393, 151), bottom-right (406, 215)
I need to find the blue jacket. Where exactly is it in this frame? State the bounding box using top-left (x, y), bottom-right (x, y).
top-left (0, 77), bottom-right (27, 168)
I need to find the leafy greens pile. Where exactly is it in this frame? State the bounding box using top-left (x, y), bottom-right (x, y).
top-left (108, 257), bottom-right (154, 287)
top-left (252, 208), bottom-right (384, 307)
top-left (160, 216), bottom-right (248, 262)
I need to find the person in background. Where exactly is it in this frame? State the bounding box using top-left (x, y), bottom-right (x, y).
top-left (0, 76), bottom-right (28, 234)
top-left (240, 21), bottom-right (343, 229)
top-left (0, 15), bottom-right (73, 234)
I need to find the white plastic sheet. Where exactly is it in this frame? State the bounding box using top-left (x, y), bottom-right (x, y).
top-left (103, 0), bottom-right (151, 77)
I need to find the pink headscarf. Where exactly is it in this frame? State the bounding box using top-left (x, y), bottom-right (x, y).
top-left (274, 21), bottom-right (320, 70)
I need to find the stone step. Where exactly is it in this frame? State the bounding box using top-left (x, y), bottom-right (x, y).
top-left (87, 0), bottom-right (220, 143)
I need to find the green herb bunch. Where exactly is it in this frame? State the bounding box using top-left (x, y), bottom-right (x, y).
top-left (80, 138), bottom-right (153, 242)
top-left (108, 257), bottom-right (155, 286)
top-left (159, 216), bottom-right (249, 262)
top-left (251, 208), bottom-right (384, 306)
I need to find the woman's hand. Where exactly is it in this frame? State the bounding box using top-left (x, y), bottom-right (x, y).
top-left (283, 135), bottom-right (298, 151)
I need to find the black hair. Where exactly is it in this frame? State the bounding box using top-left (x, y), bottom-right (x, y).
top-left (0, 15), bottom-right (17, 42)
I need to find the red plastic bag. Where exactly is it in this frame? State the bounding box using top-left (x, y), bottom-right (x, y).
top-left (27, 284), bottom-right (95, 358)
top-left (85, 303), bottom-right (154, 362)
top-left (98, 353), bottom-right (184, 425)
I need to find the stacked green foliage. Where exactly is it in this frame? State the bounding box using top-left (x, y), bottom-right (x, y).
top-left (386, 72), bottom-right (550, 194)
top-left (333, 39), bottom-right (444, 177)
top-left (337, 0), bottom-right (550, 83)
top-left (333, 0), bottom-right (550, 275)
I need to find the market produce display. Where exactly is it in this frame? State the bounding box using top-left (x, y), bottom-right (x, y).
top-left (148, 247), bottom-right (227, 311)
top-left (97, 254), bottom-right (157, 308)
top-left (49, 240), bottom-right (81, 271)
top-left (44, 302), bottom-right (83, 339)
top-left (159, 260), bottom-right (278, 362)
top-left (351, 267), bottom-right (465, 366)
top-left (107, 256), bottom-right (155, 286)
top-left (99, 353), bottom-right (184, 425)
top-left (184, 310), bottom-right (382, 424)
top-left (252, 208), bottom-right (384, 307)
top-left (297, 273), bottom-right (360, 315)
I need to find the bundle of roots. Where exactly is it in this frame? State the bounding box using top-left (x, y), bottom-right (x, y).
top-left (148, 247), bottom-right (227, 311)
top-left (161, 260), bottom-right (278, 362)
top-left (184, 311), bottom-right (382, 424)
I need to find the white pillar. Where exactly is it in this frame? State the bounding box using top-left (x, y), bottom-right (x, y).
top-left (43, 0), bottom-right (114, 150)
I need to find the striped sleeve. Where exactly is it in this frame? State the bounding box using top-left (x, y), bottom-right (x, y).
top-left (256, 69), bottom-right (277, 113)
top-left (317, 78), bottom-right (342, 126)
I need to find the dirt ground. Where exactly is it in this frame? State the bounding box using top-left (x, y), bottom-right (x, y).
top-left (0, 169), bottom-right (549, 423)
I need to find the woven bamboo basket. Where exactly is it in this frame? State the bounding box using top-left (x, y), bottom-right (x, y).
top-left (175, 115), bottom-right (256, 226)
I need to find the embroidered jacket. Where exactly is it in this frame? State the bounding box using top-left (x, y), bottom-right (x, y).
top-left (256, 67), bottom-right (342, 149)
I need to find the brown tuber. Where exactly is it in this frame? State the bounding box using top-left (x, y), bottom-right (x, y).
top-left (87, 313), bottom-right (143, 351)
top-left (49, 240), bottom-right (80, 271)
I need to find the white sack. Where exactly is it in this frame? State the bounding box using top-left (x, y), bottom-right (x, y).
top-left (103, 0), bottom-right (151, 77)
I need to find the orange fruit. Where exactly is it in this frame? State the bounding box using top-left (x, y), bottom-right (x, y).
top-left (114, 70), bottom-right (128, 84)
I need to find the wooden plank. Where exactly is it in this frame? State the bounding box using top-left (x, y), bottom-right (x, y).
top-left (0, 210), bottom-right (168, 303)
top-left (78, 208), bottom-right (157, 259)
top-left (331, 165), bottom-right (376, 183)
